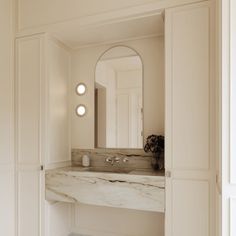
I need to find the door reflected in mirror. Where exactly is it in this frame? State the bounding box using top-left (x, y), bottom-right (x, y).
top-left (95, 46), bottom-right (143, 149)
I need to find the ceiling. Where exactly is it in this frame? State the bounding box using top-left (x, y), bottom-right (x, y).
top-left (52, 14), bottom-right (164, 49)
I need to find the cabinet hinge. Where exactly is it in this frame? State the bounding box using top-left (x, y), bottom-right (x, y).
top-left (165, 171), bottom-right (171, 178)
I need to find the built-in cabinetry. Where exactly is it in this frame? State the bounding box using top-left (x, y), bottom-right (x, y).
top-left (165, 2), bottom-right (215, 236)
top-left (15, 34), bottom-right (71, 236)
top-left (221, 0), bottom-right (236, 235)
top-left (15, 1), bottom-right (216, 236)
top-left (16, 35), bottom-right (46, 236)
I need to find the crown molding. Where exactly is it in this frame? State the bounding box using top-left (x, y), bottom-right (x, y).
top-left (71, 33), bottom-right (163, 51)
top-left (16, 0), bottom-right (205, 38)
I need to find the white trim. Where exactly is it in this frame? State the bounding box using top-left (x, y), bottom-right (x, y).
top-left (46, 34), bottom-right (72, 52)
top-left (68, 44), bottom-right (72, 162)
top-left (15, 34), bottom-right (46, 236)
top-left (16, 0), bottom-right (205, 35)
top-left (229, 0), bottom-right (236, 184)
top-left (72, 33), bottom-right (163, 50)
top-left (220, 0), bottom-right (235, 236)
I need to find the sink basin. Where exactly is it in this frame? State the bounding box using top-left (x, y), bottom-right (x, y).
top-left (83, 167), bottom-right (132, 174)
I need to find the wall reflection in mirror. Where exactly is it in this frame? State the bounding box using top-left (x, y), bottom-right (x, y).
top-left (95, 46), bottom-right (143, 149)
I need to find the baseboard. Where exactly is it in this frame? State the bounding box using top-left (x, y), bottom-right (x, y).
top-left (69, 233), bottom-right (91, 236)
top-left (71, 226), bottom-right (133, 236)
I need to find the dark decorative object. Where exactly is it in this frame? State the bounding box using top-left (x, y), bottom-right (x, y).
top-left (144, 135), bottom-right (165, 170)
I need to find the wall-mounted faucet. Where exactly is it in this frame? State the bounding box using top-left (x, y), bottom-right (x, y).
top-left (105, 156), bottom-right (120, 166)
top-left (105, 157), bottom-right (114, 165)
top-left (105, 156), bottom-right (128, 166)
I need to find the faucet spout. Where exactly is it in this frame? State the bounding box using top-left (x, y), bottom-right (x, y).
top-left (105, 157), bottom-right (114, 165)
top-left (105, 156), bottom-right (120, 166)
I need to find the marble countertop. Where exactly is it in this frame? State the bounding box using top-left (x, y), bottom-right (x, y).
top-left (46, 166), bottom-right (165, 177)
top-left (46, 166), bottom-right (165, 212)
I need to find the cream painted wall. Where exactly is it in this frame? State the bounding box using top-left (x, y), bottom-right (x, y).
top-left (45, 38), bottom-right (72, 236)
top-left (0, 0), bottom-right (14, 164)
top-left (45, 202), bottom-right (72, 236)
top-left (47, 38), bottom-right (71, 165)
top-left (72, 204), bottom-right (164, 236)
top-left (71, 36), bottom-right (164, 149)
top-left (0, 0), bottom-right (15, 235)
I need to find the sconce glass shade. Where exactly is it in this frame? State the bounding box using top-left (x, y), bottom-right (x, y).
top-left (76, 105), bottom-right (86, 117)
top-left (76, 83), bottom-right (87, 95)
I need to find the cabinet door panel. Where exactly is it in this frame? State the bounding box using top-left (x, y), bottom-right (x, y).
top-left (222, 1), bottom-right (236, 235)
top-left (165, 2), bottom-right (214, 236)
top-left (16, 35), bottom-right (45, 236)
top-left (170, 5), bottom-right (210, 170)
top-left (18, 171), bottom-right (41, 236)
top-left (17, 38), bottom-right (41, 165)
top-left (172, 180), bottom-right (209, 236)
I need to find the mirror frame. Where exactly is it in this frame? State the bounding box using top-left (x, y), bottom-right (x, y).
top-left (94, 45), bottom-right (144, 149)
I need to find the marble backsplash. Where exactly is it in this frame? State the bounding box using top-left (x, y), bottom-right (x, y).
top-left (72, 148), bottom-right (153, 170)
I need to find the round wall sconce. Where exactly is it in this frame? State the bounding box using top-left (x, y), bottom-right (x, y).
top-left (76, 83), bottom-right (87, 95)
top-left (76, 105), bottom-right (87, 117)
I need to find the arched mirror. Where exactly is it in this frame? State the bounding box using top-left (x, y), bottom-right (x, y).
top-left (95, 46), bottom-right (143, 149)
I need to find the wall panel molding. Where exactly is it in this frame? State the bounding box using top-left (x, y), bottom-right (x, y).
top-left (230, 0), bottom-right (236, 184)
top-left (17, 0), bottom-right (206, 37)
top-left (230, 198), bottom-right (236, 236)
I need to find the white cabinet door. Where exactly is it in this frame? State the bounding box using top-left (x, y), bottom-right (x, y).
top-left (16, 35), bottom-right (46, 236)
top-left (165, 2), bottom-right (215, 236)
top-left (221, 0), bottom-right (236, 235)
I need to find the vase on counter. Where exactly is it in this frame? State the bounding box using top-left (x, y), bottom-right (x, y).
top-left (144, 134), bottom-right (165, 171)
top-left (151, 152), bottom-right (164, 170)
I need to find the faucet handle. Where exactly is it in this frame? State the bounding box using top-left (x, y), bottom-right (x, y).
top-left (105, 157), bottom-right (113, 164)
top-left (123, 157), bottom-right (129, 163)
top-left (114, 157), bottom-right (120, 163)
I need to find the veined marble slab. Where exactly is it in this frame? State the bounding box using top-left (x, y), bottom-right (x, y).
top-left (46, 167), bottom-right (165, 213)
top-left (72, 148), bottom-right (153, 170)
